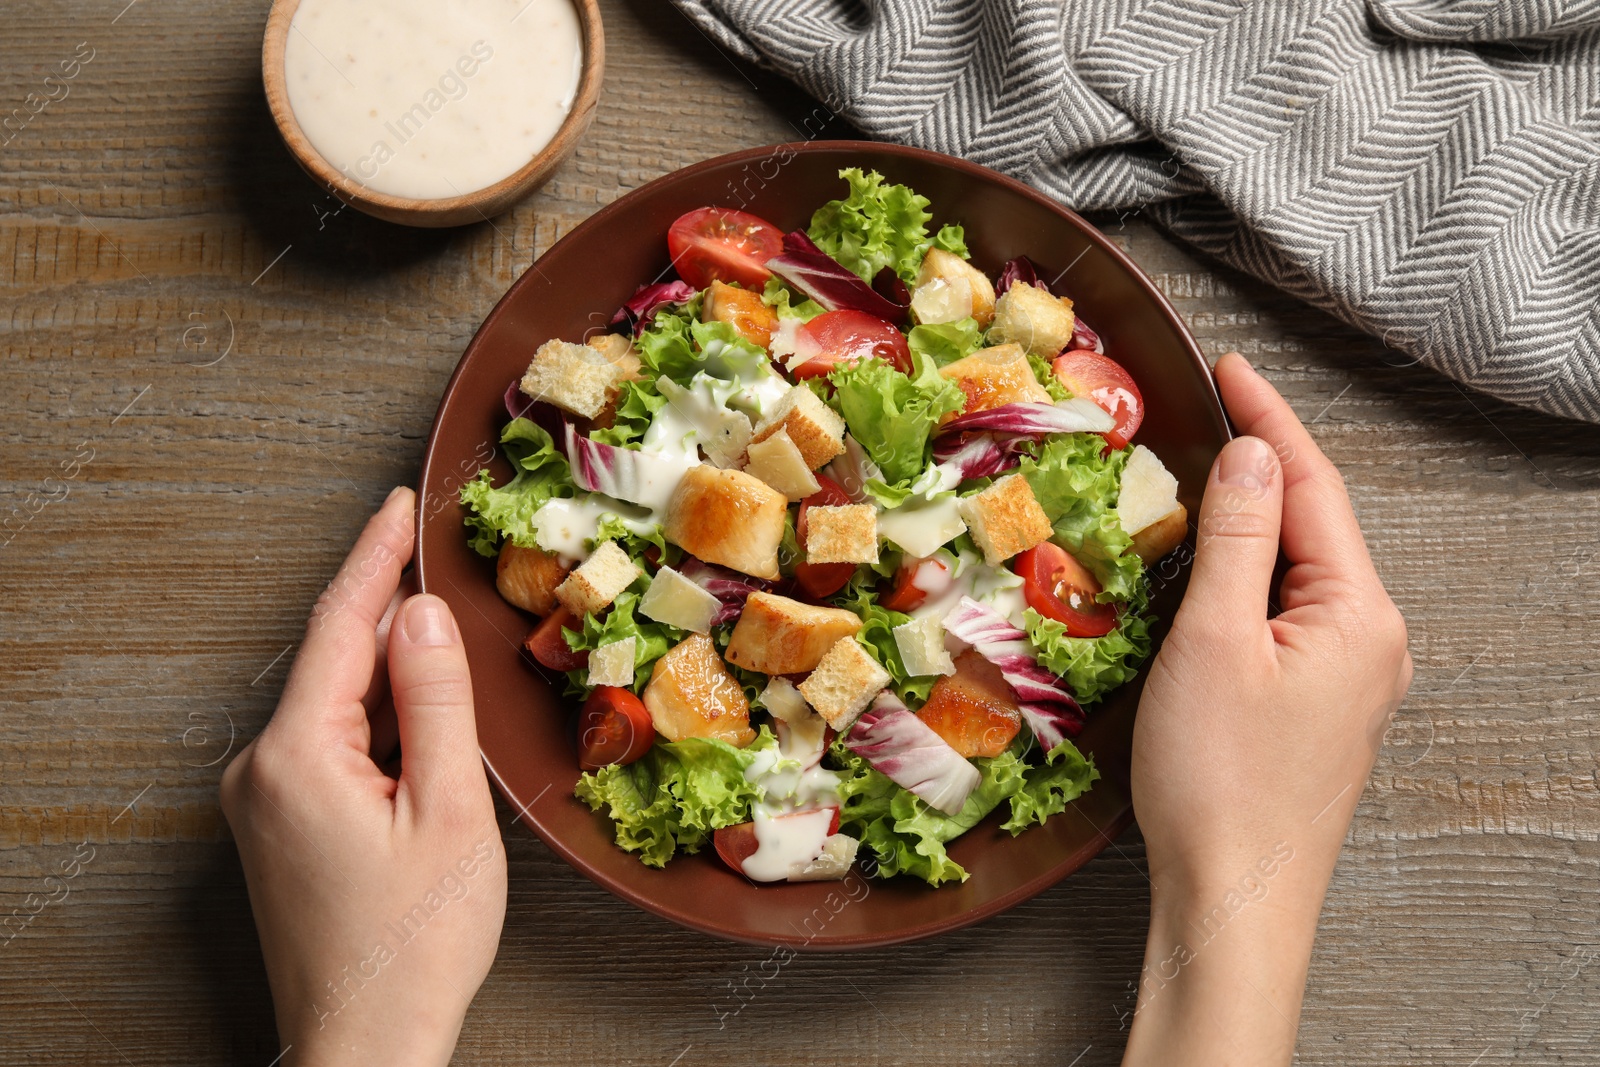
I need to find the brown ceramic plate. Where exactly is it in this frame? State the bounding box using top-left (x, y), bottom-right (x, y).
top-left (416, 141), bottom-right (1229, 950)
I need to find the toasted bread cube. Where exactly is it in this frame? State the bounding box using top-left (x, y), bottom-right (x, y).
top-left (1129, 504), bottom-right (1188, 562)
top-left (1118, 444), bottom-right (1182, 535)
top-left (892, 615), bottom-right (956, 678)
top-left (744, 429), bottom-right (821, 501)
top-left (586, 637), bottom-right (637, 689)
top-left (586, 332), bottom-right (644, 378)
top-left (958, 474), bottom-right (1053, 565)
top-left (910, 248), bottom-right (996, 328)
top-left (804, 504), bottom-right (878, 565)
top-left (987, 281), bottom-right (1076, 358)
top-left (664, 465), bottom-right (787, 580)
top-left (725, 592), bottom-right (864, 675)
top-left (749, 386), bottom-right (846, 470)
top-left (495, 541), bottom-right (570, 617)
top-left (552, 540), bottom-right (641, 617)
top-left (520, 339), bottom-right (632, 420)
top-left (703, 280), bottom-right (779, 349)
top-left (798, 637), bottom-right (891, 731)
top-left (638, 565), bottom-right (721, 634)
top-left (938, 342), bottom-right (1052, 423)
top-left (643, 633), bottom-right (755, 747)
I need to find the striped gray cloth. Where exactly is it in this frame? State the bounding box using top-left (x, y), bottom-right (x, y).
top-left (671, 0), bottom-right (1600, 422)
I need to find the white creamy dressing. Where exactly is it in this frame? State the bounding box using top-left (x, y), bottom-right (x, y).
top-left (909, 547), bottom-right (1030, 638)
top-left (529, 495), bottom-right (653, 563)
top-left (283, 0), bottom-right (582, 199)
top-left (740, 715), bottom-right (843, 881)
top-left (654, 375), bottom-right (751, 468)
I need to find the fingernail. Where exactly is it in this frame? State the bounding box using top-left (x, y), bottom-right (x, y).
top-left (402, 596), bottom-right (457, 646)
top-left (1218, 436), bottom-right (1272, 487)
top-left (385, 486), bottom-right (408, 504)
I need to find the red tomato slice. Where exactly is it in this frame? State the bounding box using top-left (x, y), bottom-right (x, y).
top-left (523, 606), bottom-right (589, 672)
top-left (1052, 351), bottom-right (1144, 451)
top-left (879, 555), bottom-right (952, 613)
top-left (576, 686), bottom-right (655, 771)
top-left (713, 810), bottom-right (842, 877)
top-left (790, 310), bottom-right (913, 379)
top-left (667, 207), bottom-right (784, 290)
top-left (794, 474), bottom-right (856, 600)
top-left (1013, 542), bottom-right (1117, 638)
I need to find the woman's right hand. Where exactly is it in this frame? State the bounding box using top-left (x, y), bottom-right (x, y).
top-left (1124, 353), bottom-right (1412, 1065)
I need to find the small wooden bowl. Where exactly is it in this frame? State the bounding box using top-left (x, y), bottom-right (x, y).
top-left (261, 0), bottom-right (603, 228)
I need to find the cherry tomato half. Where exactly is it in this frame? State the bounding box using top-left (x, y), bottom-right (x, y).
top-left (713, 809), bottom-right (842, 877)
top-left (576, 685), bottom-right (656, 771)
top-left (879, 555), bottom-right (952, 613)
top-left (667, 207), bottom-right (784, 290)
top-left (523, 606), bottom-right (589, 672)
top-left (790, 310), bottom-right (913, 379)
top-left (1012, 542), bottom-right (1117, 638)
top-left (1052, 351), bottom-right (1144, 451)
top-left (794, 474), bottom-right (856, 600)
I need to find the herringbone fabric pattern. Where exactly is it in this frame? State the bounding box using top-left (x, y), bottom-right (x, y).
top-left (672, 0), bottom-right (1600, 421)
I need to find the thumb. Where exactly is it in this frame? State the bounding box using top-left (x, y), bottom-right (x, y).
top-left (1184, 435), bottom-right (1283, 625)
top-left (387, 594), bottom-right (485, 822)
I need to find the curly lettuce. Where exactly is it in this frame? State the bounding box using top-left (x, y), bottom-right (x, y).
top-left (1025, 602), bottom-right (1153, 705)
top-left (807, 167), bottom-right (969, 283)
top-left (834, 744), bottom-right (1028, 886)
top-left (590, 378), bottom-right (668, 448)
top-left (1018, 434), bottom-right (1141, 601)
top-left (906, 317), bottom-right (984, 368)
top-left (762, 277), bottom-right (825, 321)
top-left (459, 419), bottom-right (574, 556)
top-left (828, 354), bottom-right (966, 486)
top-left (562, 588), bottom-right (679, 695)
top-left (574, 728), bottom-right (780, 867)
top-left (1001, 739), bottom-right (1099, 832)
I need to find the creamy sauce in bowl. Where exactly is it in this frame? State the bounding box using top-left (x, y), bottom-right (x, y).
top-left (283, 0), bottom-right (582, 200)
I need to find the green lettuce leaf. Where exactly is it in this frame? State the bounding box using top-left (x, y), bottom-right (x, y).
top-left (1028, 351), bottom-right (1072, 401)
top-left (592, 513), bottom-right (673, 564)
top-left (906, 317), bottom-right (984, 368)
top-left (635, 300), bottom-right (702, 382)
top-left (459, 419), bottom-right (575, 556)
top-left (762, 277), bottom-right (825, 321)
top-left (562, 588), bottom-right (678, 694)
top-left (574, 728), bottom-right (779, 867)
top-left (1024, 602), bottom-right (1153, 705)
top-left (834, 744), bottom-right (1028, 886)
top-left (590, 378), bottom-right (668, 448)
top-left (806, 167), bottom-right (969, 282)
top-left (1002, 739), bottom-right (1099, 833)
top-left (828, 353), bottom-right (966, 486)
top-left (689, 319), bottom-right (769, 380)
top-left (1017, 435), bottom-right (1141, 601)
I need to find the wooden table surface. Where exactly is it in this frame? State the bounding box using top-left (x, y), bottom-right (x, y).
top-left (3, 2), bottom-right (1598, 1063)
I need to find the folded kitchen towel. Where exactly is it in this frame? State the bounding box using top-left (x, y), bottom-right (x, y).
top-left (671, 0), bottom-right (1600, 422)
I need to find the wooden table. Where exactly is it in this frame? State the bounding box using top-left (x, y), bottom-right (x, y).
top-left (4, 2), bottom-right (1598, 1063)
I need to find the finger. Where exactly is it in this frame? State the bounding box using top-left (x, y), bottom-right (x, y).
top-left (362, 568), bottom-right (417, 715)
top-left (276, 487), bottom-right (416, 733)
top-left (1182, 434), bottom-right (1284, 627)
top-left (1213, 354), bottom-right (1374, 580)
top-left (387, 594), bottom-right (484, 823)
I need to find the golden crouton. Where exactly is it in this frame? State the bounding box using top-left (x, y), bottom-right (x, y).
top-left (663, 465), bottom-right (788, 580)
top-left (958, 474), bottom-right (1054, 565)
top-left (987, 281), bottom-right (1076, 358)
top-left (643, 634), bottom-right (755, 747)
top-left (803, 504), bottom-right (879, 565)
top-left (749, 386), bottom-right (846, 470)
top-left (910, 248), bottom-right (997, 328)
top-left (724, 592), bottom-right (864, 675)
top-left (938, 342), bottom-right (1052, 423)
top-left (520, 339), bottom-right (633, 421)
top-left (552, 540), bottom-right (641, 617)
top-left (702, 281), bottom-right (779, 349)
top-left (495, 542), bottom-right (570, 617)
top-left (798, 637), bottom-right (891, 731)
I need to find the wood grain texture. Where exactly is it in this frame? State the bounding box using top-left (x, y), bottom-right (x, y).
top-left (2, 1), bottom-right (1598, 1064)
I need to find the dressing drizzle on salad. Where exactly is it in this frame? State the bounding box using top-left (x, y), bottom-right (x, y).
top-left (462, 169), bottom-right (1189, 886)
